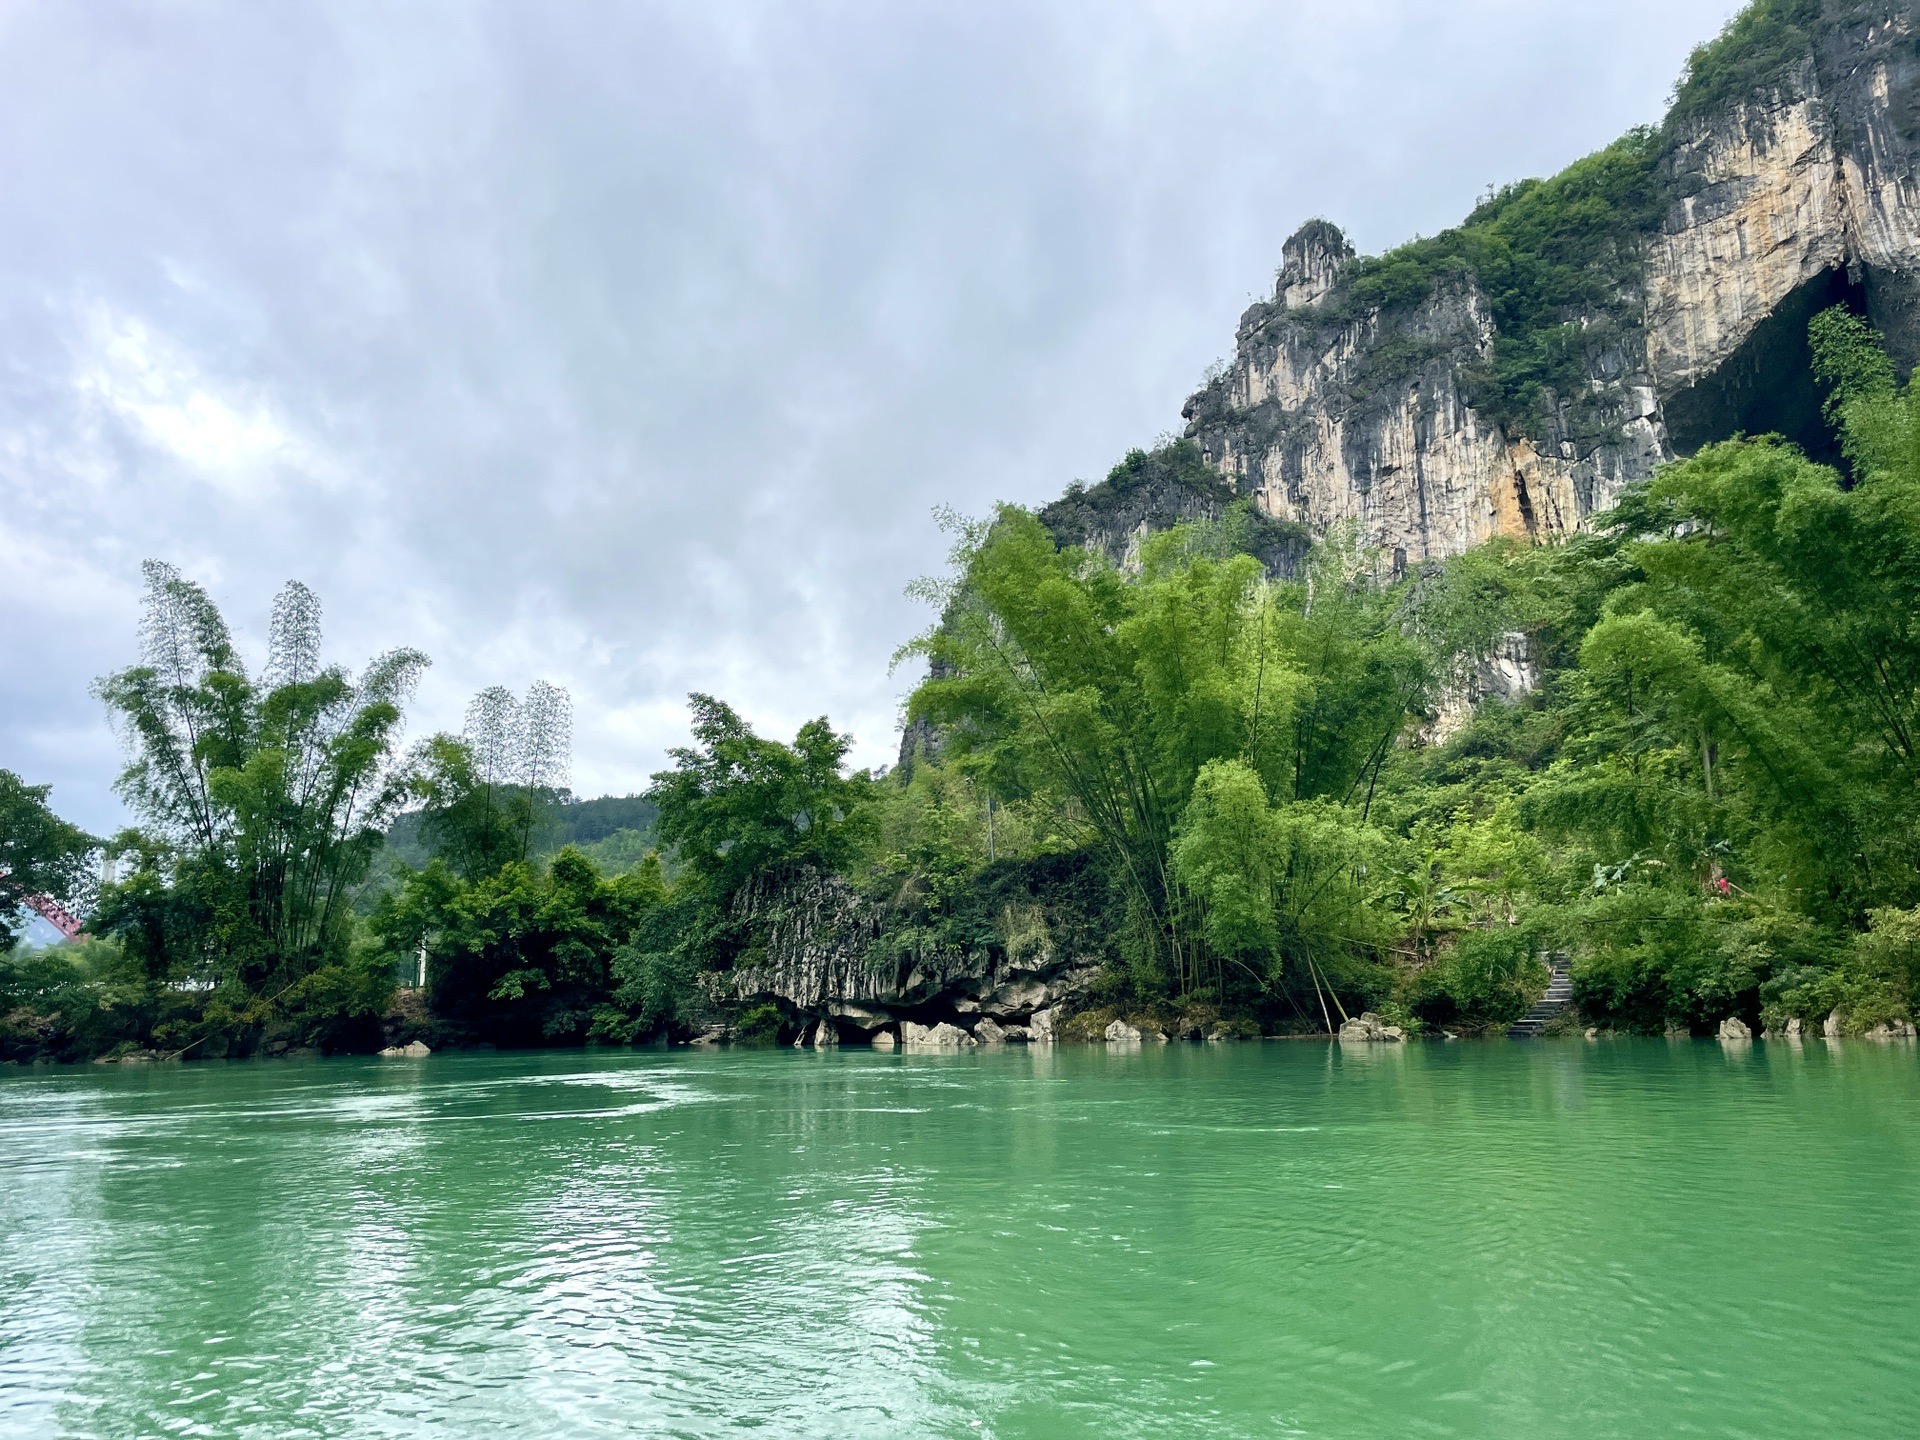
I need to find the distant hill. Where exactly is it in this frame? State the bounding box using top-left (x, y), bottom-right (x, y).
top-left (378, 793), bottom-right (660, 877)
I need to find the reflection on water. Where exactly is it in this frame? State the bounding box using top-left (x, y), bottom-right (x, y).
top-left (3, 1040), bottom-right (1919, 1438)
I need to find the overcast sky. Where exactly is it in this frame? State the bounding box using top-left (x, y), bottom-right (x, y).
top-left (1, 0), bottom-right (1739, 833)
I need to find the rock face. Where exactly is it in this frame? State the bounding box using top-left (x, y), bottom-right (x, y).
top-left (1864, 1017), bottom-right (1919, 1039)
top-left (726, 869), bottom-right (1101, 1044)
top-left (1178, 8), bottom-right (1920, 564)
top-left (902, 1021), bottom-right (976, 1049)
top-left (1338, 1013), bottom-right (1405, 1043)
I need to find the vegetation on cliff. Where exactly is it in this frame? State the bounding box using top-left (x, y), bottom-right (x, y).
top-left (1206, 0), bottom-right (1845, 446)
top-left (1665, 0), bottom-right (1823, 131)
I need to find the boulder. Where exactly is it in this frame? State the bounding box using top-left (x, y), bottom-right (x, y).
top-left (980, 977), bottom-right (1051, 1019)
top-left (973, 1018), bottom-right (1009, 1044)
top-left (871, 1029), bottom-right (897, 1050)
top-left (1000, 1025), bottom-right (1030, 1042)
top-left (1028, 1008), bottom-right (1057, 1043)
top-left (379, 1040), bottom-right (432, 1058)
top-left (901, 1021), bottom-right (975, 1048)
top-left (689, 1025), bottom-right (728, 1046)
top-left (1204, 1026), bottom-right (1240, 1043)
top-left (1864, 1017), bottom-right (1918, 1040)
top-left (1718, 1017), bottom-right (1752, 1041)
top-left (1105, 1019), bottom-right (1141, 1043)
top-left (1583, 1027), bottom-right (1599, 1041)
top-left (812, 1019), bottom-right (839, 1048)
top-left (1338, 1012), bottom-right (1403, 1043)
top-left (1776, 1017), bottom-right (1803, 1040)
top-left (1823, 1013), bottom-right (1843, 1040)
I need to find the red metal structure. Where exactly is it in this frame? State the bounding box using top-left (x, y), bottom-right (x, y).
top-left (20, 893), bottom-right (86, 942)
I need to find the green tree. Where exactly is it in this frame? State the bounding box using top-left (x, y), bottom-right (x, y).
top-left (90, 563), bottom-right (426, 1047)
top-left (907, 507), bottom-right (1430, 998)
top-left (0, 771), bottom-right (96, 943)
top-left (374, 846), bottom-right (668, 1046)
top-left (647, 693), bottom-right (875, 903)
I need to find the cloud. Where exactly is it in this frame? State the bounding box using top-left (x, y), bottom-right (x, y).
top-left (0, 0), bottom-right (1741, 833)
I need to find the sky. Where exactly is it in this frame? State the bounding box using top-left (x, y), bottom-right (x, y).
top-left (0, 0), bottom-right (1741, 835)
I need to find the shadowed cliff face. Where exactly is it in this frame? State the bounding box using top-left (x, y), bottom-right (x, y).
top-left (1662, 265), bottom-right (1866, 466)
top-left (1180, 1), bottom-right (1920, 555)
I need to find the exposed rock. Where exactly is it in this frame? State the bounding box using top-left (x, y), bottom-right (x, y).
top-left (1583, 1027), bottom-right (1599, 1041)
top-left (1177, 11), bottom-right (1920, 568)
top-left (1774, 1017), bottom-right (1804, 1040)
top-left (1000, 1025), bottom-right (1030, 1042)
top-left (828, 1001), bottom-right (894, 1029)
top-left (1338, 1012), bottom-right (1404, 1043)
top-left (973, 1017), bottom-right (1009, 1044)
top-left (901, 1021), bottom-right (976, 1049)
top-left (1824, 1012), bottom-right (1843, 1040)
top-left (726, 868), bottom-right (1102, 1040)
top-left (1718, 1017), bottom-right (1753, 1042)
top-left (978, 977), bottom-right (1052, 1019)
top-left (790, 1019), bottom-right (839, 1049)
top-left (1028, 1008), bottom-right (1057, 1044)
top-left (1104, 1019), bottom-right (1141, 1043)
top-left (1864, 1017), bottom-right (1918, 1040)
top-left (379, 1040), bottom-right (432, 1058)
top-left (871, 1029), bottom-right (897, 1050)
top-left (689, 1025), bottom-right (728, 1047)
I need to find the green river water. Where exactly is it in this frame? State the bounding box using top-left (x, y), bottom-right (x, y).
top-left (2, 1039), bottom-right (1917, 1438)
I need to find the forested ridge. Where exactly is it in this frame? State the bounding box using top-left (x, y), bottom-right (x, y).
top-left (5, 300), bottom-right (1919, 1062)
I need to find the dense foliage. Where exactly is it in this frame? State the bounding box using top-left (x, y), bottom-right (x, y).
top-left (1328, 130), bottom-right (1666, 428)
top-left (0, 770), bottom-right (96, 944)
top-left (1665, 0), bottom-right (1823, 131)
top-left (9, 294), bottom-right (1920, 1058)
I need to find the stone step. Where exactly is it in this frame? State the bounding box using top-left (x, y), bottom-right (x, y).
top-left (1510, 970), bottom-right (1575, 1036)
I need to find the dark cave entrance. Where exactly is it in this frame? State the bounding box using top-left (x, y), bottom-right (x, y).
top-left (1661, 267), bottom-right (1868, 471)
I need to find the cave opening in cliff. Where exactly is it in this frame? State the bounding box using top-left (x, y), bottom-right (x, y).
top-left (1662, 267), bottom-right (1867, 473)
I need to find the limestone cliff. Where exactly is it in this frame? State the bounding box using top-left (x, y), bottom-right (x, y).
top-left (722, 866), bottom-right (1103, 1042)
top-left (1181, 1), bottom-right (1920, 562)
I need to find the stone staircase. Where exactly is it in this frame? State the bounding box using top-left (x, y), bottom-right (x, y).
top-left (1508, 956), bottom-right (1574, 1039)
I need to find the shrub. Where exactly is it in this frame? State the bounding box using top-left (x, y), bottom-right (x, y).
top-left (734, 1002), bottom-right (785, 1047)
top-left (1405, 926), bottom-right (1547, 1032)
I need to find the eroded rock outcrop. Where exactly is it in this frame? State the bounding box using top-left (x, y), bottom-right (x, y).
top-left (1180, 6), bottom-right (1920, 563)
top-left (724, 869), bottom-right (1101, 1043)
